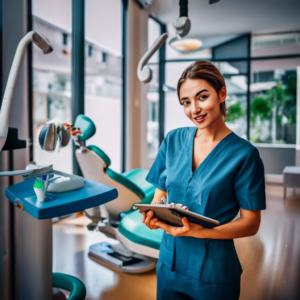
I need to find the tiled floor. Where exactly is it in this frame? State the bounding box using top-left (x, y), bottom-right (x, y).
top-left (53, 185), bottom-right (300, 300)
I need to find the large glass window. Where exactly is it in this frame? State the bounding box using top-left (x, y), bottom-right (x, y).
top-left (85, 0), bottom-right (122, 172)
top-left (147, 18), bottom-right (161, 158)
top-left (32, 2), bottom-right (73, 173)
top-left (250, 58), bottom-right (300, 144)
top-left (251, 32), bottom-right (300, 57)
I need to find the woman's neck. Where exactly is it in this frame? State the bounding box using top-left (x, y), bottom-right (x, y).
top-left (195, 115), bottom-right (231, 142)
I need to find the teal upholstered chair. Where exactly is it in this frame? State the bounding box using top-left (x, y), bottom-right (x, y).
top-left (74, 115), bottom-right (163, 273)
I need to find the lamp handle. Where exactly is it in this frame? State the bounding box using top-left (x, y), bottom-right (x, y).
top-left (137, 33), bottom-right (168, 83)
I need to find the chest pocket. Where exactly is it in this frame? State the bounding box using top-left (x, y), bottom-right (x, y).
top-left (200, 239), bottom-right (243, 284)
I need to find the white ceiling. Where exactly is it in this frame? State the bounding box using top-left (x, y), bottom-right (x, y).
top-left (150, 0), bottom-right (300, 38)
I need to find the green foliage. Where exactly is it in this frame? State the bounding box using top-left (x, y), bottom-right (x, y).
top-left (251, 74), bottom-right (297, 143)
top-left (226, 102), bottom-right (244, 122)
top-left (250, 96), bottom-right (271, 124)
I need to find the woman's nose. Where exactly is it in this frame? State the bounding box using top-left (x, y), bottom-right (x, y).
top-left (191, 101), bottom-right (201, 115)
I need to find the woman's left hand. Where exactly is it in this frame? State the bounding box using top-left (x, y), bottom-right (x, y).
top-left (151, 217), bottom-right (204, 237)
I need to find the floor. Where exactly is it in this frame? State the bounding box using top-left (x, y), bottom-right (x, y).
top-left (53, 184), bottom-right (300, 300)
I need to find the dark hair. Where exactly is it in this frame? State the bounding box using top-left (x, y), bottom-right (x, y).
top-left (177, 60), bottom-right (226, 118)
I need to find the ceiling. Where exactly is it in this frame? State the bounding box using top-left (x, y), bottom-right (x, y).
top-left (150, 0), bottom-right (300, 38)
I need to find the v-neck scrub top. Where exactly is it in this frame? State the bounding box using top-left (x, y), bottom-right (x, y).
top-left (146, 127), bottom-right (266, 286)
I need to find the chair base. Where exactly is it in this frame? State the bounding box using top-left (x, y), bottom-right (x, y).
top-left (88, 242), bottom-right (157, 273)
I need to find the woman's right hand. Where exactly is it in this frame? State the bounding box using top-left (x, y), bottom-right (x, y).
top-left (142, 211), bottom-right (160, 230)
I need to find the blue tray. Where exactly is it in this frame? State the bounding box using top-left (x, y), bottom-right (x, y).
top-left (5, 178), bottom-right (118, 220)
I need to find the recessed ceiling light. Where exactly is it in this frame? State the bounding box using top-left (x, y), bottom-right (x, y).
top-left (170, 38), bottom-right (203, 52)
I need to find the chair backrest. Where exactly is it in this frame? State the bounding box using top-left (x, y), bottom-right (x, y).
top-left (74, 115), bottom-right (145, 219)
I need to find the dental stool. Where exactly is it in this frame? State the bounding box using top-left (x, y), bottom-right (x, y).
top-left (74, 115), bottom-right (163, 273)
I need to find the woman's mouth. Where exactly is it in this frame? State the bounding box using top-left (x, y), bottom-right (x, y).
top-left (194, 114), bottom-right (207, 123)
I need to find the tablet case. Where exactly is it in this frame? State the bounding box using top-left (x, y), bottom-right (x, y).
top-left (134, 204), bottom-right (219, 228)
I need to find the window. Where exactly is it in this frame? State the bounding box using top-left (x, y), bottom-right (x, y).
top-left (32, 2), bottom-right (72, 173)
top-left (250, 58), bottom-right (300, 144)
top-left (85, 0), bottom-right (122, 172)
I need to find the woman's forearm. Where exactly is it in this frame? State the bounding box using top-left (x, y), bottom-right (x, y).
top-left (191, 216), bottom-right (260, 239)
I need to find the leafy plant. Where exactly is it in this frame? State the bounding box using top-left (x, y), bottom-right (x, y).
top-left (226, 102), bottom-right (245, 122)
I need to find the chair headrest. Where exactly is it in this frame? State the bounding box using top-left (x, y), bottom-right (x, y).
top-left (74, 115), bottom-right (96, 141)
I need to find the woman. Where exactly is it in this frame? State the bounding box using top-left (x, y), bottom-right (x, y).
top-left (142, 60), bottom-right (266, 300)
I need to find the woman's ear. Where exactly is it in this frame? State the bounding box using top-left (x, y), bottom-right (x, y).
top-left (218, 86), bottom-right (227, 103)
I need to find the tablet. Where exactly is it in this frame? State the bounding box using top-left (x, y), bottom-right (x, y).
top-left (134, 204), bottom-right (219, 228)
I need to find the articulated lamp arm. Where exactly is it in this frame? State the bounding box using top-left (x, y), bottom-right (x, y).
top-left (0, 31), bottom-right (53, 151)
top-left (137, 33), bottom-right (168, 83)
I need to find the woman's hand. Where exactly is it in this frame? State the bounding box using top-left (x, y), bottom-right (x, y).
top-left (142, 211), bottom-right (160, 230)
top-left (152, 217), bottom-right (204, 237)
top-left (170, 203), bottom-right (188, 210)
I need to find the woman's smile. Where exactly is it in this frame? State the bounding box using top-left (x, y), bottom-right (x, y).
top-left (194, 113), bottom-right (207, 123)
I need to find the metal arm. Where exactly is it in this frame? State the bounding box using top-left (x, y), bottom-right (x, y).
top-left (0, 31), bottom-right (53, 151)
top-left (137, 33), bottom-right (168, 83)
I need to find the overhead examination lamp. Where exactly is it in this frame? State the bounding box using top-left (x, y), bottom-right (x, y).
top-left (138, 1), bottom-right (192, 83)
top-left (175, 0), bottom-right (191, 38)
top-left (0, 31), bottom-right (53, 152)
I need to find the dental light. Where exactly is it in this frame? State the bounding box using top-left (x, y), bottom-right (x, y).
top-left (138, 1), bottom-right (193, 83)
top-left (175, 0), bottom-right (191, 38)
top-left (0, 31), bottom-right (53, 151)
top-left (137, 33), bottom-right (168, 83)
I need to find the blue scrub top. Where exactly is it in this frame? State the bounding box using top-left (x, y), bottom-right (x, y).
top-left (146, 127), bottom-right (266, 285)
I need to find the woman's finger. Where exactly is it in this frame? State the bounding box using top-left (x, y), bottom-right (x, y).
top-left (182, 217), bottom-right (190, 231)
top-left (150, 218), bottom-right (159, 229)
top-left (176, 204), bottom-right (183, 207)
top-left (182, 206), bottom-right (188, 210)
top-left (142, 212), bottom-right (146, 222)
top-left (145, 210), bottom-right (154, 228)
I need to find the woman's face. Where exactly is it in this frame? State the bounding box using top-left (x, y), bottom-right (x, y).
top-left (179, 78), bottom-right (226, 129)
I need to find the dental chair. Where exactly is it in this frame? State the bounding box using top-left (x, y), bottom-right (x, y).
top-left (74, 115), bottom-right (163, 273)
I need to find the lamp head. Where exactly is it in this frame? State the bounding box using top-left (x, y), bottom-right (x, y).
top-left (39, 118), bottom-right (71, 152)
top-left (175, 16), bottom-right (191, 38)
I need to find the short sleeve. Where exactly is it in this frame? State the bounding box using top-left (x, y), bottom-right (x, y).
top-left (234, 148), bottom-right (266, 210)
top-left (145, 138), bottom-right (167, 191)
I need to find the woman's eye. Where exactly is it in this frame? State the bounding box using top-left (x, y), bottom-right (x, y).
top-left (182, 101), bottom-right (190, 106)
top-left (199, 95), bottom-right (208, 100)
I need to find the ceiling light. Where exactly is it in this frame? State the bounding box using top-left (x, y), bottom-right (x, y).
top-left (170, 38), bottom-right (203, 52)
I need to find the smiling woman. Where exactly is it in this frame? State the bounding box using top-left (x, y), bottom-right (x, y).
top-left (142, 60), bottom-right (266, 300)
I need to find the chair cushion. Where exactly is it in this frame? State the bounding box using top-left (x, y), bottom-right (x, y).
top-left (106, 168), bottom-right (145, 200)
top-left (123, 169), bottom-right (155, 199)
top-left (118, 209), bottom-right (163, 250)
